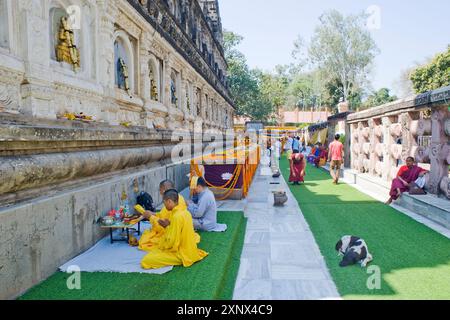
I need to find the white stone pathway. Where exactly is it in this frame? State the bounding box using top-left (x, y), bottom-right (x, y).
top-left (225, 158), bottom-right (340, 300)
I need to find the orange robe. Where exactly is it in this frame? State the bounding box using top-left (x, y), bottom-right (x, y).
top-left (141, 204), bottom-right (208, 269)
top-left (139, 195), bottom-right (191, 252)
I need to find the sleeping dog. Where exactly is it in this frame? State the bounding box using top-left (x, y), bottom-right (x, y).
top-left (335, 236), bottom-right (373, 268)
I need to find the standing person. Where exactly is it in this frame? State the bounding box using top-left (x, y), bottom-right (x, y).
top-left (289, 152), bottom-right (306, 185)
top-left (275, 139), bottom-right (282, 161)
top-left (292, 136), bottom-right (301, 154)
top-left (386, 157), bottom-right (427, 205)
top-left (284, 133), bottom-right (294, 158)
top-left (328, 134), bottom-right (344, 184)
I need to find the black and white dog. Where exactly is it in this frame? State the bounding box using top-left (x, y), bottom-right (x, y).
top-left (335, 236), bottom-right (373, 268)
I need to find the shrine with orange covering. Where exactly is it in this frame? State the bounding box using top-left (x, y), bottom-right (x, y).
top-left (190, 144), bottom-right (260, 200)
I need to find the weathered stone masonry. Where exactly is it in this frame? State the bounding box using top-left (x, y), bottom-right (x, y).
top-left (0, 0), bottom-right (234, 299)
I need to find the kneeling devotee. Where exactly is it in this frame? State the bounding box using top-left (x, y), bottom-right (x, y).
top-left (138, 180), bottom-right (188, 252)
top-left (188, 177), bottom-right (219, 232)
top-left (141, 189), bottom-right (208, 269)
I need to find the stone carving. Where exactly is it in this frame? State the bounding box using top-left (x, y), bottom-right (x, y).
top-left (149, 67), bottom-right (158, 101)
top-left (170, 78), bottom-right (177, 105)
top-left (445, 118), bottom-right (450, 137)
top-left (56, 17), bottom-right (80, 70)
top-left (0, 86), bottom-right (13, 112)
top-left (117, 58), bottom-right (131, 96)
top-left (440, 177), bottom-right (450, 200)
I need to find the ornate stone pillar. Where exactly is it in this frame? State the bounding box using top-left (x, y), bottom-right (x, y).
top-left (400, 112), bottom-right (414, 161)
top-left (163, 54), bottom-right (172, 107)
top-left (428, 106), bottom-right (448, 195)
top-left (139, 32), bottom-right (155, 128)
top-left (368, 119), bottom-right (377, 176)
top-left (382, 116), bottom-right (394, 181)
top-left (18, 0), bottom-right (53, 118)
top-left (98, 0), bottom-right (117, 92)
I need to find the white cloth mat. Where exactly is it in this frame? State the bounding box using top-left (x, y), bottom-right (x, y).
top-left (59, 222), bottom-right (173, 275)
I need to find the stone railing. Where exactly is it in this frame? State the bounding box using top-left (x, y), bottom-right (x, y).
top-left (347, 86), bottom-right (450, 199)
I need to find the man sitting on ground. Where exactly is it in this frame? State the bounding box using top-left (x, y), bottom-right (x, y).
top-left (139, 180), bottom-right (188, 252)
top-left (141, 189), bottom-right (208, 270)
top-left (188, 177), bottom-right (220, 232)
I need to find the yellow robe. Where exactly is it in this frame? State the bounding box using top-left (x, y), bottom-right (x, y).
top-left (141, 204), bottom-right (209, 269)
top-left (138, 195), bottom-right (188, 252)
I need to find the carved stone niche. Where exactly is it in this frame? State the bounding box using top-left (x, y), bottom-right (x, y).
top-left (390, 123), bottom-right (402, 138)
top-left (414, 146), bottom-right (431, 163)
top-left (410, 119), bottom-right (432, 137)
top-left (440, 176), bottom-right (450, 200)
top-left (390, 144), bottom-right (402, 160)
top-left (374, 125), bottom-right (383, 138)
top-left (362, 127), bottom-right (370, 140)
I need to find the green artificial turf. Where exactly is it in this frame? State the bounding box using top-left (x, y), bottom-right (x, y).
top-left (281, 157), bottom-right (450, 300)
top-left (19, 211), bottom-right (246, 300)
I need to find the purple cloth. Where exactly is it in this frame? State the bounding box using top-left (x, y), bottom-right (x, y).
top-left (204, 165), bottom-right (243, 189)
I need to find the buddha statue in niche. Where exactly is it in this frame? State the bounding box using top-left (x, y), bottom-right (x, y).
top-left (56, 16), bottom-right (80, 70)
top-left (117, 58), bottom-right (131, 97)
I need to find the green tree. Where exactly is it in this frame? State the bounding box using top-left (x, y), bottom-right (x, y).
top-left (223, 30), bottom-right (275, 121)
top-left (308, 10), bottom-right (379, 104)
top-left (362, 88), bottom-right (397, 110)
top-left (410, 46), bottom-right (450, 93)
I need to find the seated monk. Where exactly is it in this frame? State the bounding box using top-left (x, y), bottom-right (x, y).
top-left (139, 180), bottom-right (193, 252)
top-left (386, 157), bottom-right (428, 205)
top-left (188, 177), bottom-right (219, 232)
top-left (141, 189), bottom-right (208, 269)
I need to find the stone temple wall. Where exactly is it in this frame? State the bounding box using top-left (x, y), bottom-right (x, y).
top-left (0, 0), bottom-right (234, 130)
top-left (0, 114), bottom-right (234, 299)
top-left (0, 0), bottom-right (235, 299)
top-left (347, 86), bottom-right (450, 200)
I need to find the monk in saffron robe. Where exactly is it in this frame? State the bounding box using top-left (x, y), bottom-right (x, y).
top-left (141, 189), bottom-right (208, 269)
top-left (386, 157), bottom-right (427, 205)
top-left (139, 180), bottom-right (191, 252)
top-left (289, 152), bottom-right (306, 185)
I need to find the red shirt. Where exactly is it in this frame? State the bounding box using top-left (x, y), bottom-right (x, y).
top-left (329, 141), bottom-right (344, 161)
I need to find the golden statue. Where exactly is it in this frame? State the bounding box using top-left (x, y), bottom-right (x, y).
top-left (56, 17), bottom-right (80, 70)
top-left (150, 79), bottom-right (158, 101)
top-left (118, 58), bottom-right (131, 96)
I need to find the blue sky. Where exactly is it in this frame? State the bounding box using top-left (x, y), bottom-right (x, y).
top-left (219, 0), bottom-right (450, 96)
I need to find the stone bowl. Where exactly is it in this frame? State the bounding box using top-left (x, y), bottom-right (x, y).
top-left (273, 191), bottom-right (288, 207)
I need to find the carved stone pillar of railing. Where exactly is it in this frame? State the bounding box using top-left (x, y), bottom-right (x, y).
top-left (429, 106), bottom-right (449, 195)
top-left (368, 119), bottom-right (377, 176)
top-left (350, 123), bottom-right (359, 171)
top-left (400, 112), bottom-right (414, 161)
top-left (382, 116), bottom-right (394, 182)
top-left (344, 121), bottom-right (351, 168)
